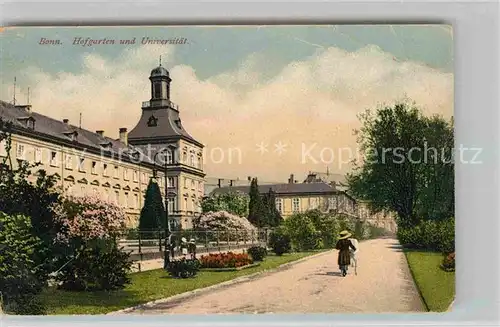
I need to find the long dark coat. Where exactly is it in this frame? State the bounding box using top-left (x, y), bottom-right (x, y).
top-left (335, 238), bottom-right (356, 266)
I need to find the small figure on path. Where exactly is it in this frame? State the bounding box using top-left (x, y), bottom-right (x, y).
top-left (188, 238), bottom-right (197, 259)
top-left (349, 236), bottom-right (359, 275)
top-left (335, 230), bottom-right (357, 277)
top-left (180, 237), bottom-right (188, 257)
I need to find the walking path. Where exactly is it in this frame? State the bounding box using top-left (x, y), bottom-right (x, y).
top-left (126, 238), bottom-right (425, 314)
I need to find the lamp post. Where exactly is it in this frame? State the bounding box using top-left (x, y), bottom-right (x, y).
top-left (153, 145), bottom-right (177, 270)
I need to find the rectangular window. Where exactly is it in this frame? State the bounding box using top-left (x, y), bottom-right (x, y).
top-left (328, 197), bottom-right (336, 210)
top-left (103, 163), bottom-right (108, 176)
top-left (124, 192), bottom-right (129, 208)
top-left (184, 197), bottom-right (188, 211)
top-left (134, 193), bottom-right (139, 209)
top-left (184, 177), bottom-right (188, 189)
top-left (114, 166), bottom-right (119, 178)
top-left (292, 198), bottom-right (300, 212)
top-left (133, 170), bottom-right (138, 182)
top-left (276, 198), bottom-right (283, 213)
top-left (16, 144), bottom-right (25, 159)
top-left (65, 154), bottom-right (73, 170)
top-left (34, 148), bottom-right (42, 163)
top-left (191, 199), bottom-right (195, 212)
top-left (80, 186), bottom-right (85, 194)
top-left (123, 168), bottom-right (129, 180)
top-left (191, 180), bottom-right (195, 190)
top-left (168, 177), bottom-right (174, 188)
top-left (50, 151), bottom-right (58, 167)
top-left (142, 172), bottom-right (146, 183)
top-left (78, 157), bottom-right (85, 172)
top-left (190, 154), bottom-right (195, 166)
top-left (115, 191), bottom-right (120, 205)
top-left (168, 197), bottom-right (175, 213)
top-left (0, 139), bottom-right (7, 156)
top-left (91, 161), bottom-right (97, 174)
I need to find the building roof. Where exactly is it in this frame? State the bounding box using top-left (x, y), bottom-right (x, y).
top-left (127, 103), bottom-right (202, 147)
top-left (304, 172), bottom-right (347, 185)
top-left (150, 65), bottom-right (169, 78)
top-left (210, 182), bottom-right (338, 196)
top-left (0, 100), bottom-right (156, 166)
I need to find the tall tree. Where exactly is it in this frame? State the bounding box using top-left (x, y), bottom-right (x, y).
top-left (347, 100), bottom-right (454, 228)
top-left (201, 191), bottom-right (249, 217)
top-left (138, 178), bottom-right (166, 233)
top-left (262, 188), bottom-right (283, 227)
top-left (248, 178), bottom-right (265, 227)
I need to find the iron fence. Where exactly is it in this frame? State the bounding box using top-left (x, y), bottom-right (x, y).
top-left (118, 229), bottom-right (272, 267)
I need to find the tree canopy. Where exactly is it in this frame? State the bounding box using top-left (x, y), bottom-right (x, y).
top-left (347, 100), bottom-right (454, 227)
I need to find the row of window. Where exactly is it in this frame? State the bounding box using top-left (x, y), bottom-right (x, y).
top-left (274, 197), bottom-right (341, 214)
top-left (5, 142), bottom-right (156, 183)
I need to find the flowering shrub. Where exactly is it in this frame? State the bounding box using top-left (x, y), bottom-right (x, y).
top-left (194, 210), bottom-right (257, 233)
top-left (441, 252), bottom-right (455, 272)
top-left (51, 195), bottom-right (131, 291)
top-left (200, 252), bottom-right (253, 268)
top-left (53, 194), bottom-right (127, 243)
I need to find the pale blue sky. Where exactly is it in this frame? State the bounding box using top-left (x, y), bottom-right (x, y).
top-left (1, 25), bottom-right (452, 94)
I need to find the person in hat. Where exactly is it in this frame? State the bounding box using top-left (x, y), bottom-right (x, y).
top-left (180, 237), bottom-right (188, 257)
top-left (335, 230), bottom-right (357, 277)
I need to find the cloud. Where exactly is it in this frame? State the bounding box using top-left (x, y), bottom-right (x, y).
top-left (4, 44), bottom-right (453, 183)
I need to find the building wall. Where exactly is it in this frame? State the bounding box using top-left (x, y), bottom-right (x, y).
top-left (271, 191), bottom-right (397, 233)
top-left (0, 133), bottom-right (156, 227)
top-left (274, 192), bottom-right (357, 218)
top-left (172, 139), bottom-right (205, 229)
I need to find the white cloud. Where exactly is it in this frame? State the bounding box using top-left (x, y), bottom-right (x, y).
top-left (4, 44), bottom-right (453, 182)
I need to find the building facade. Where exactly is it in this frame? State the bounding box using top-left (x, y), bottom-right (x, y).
top-left (0, 65), bottom-right (205, 229)
top-left (210, 178), bottom-right (358, 219)
top-left (210, 173), bottom-right (397, 233)
top-left (128, 64), bottom-right (205, 229)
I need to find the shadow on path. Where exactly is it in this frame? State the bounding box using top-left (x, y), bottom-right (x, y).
top-left (314, 271), bottom-right (343, 277)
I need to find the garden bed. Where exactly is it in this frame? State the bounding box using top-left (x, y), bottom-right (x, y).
top-left (200, 262), bottom-right (261, 272)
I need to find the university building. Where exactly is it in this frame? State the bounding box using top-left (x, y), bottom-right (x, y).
top-left (211, 173), bottom-right (397, 233)
top-left (0, 64), bottom-right (205, 229)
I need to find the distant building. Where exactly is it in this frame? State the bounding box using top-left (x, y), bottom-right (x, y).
top-left (0, 63), bottom-right (205, 229)
top-left (210, 174), bottom-right (357, 218)
top-left (303, 171), bottom-right (348, 191)
top-left (210, 173), bottom-right (397, 233)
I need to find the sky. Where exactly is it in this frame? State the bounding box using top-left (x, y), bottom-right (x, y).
top-left (0, 25), bottom-right (453, 183)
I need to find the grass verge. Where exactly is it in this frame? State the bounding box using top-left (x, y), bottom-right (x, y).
top-left (40, 251), bottom-right (321, 315)
top-left (404, 250), bottom-right (455, 312)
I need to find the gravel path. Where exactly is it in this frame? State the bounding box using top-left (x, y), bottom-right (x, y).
top-left (130, 238), bottom-right (425, 314)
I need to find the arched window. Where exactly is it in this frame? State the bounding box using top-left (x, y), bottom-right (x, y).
top-left (153, 82), bottom-right (162, 99)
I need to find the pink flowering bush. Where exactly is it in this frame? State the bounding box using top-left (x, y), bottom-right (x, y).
top-left (52, 194), bottom-right (132, 291)
top-left (194, 210), bottom-right (257, 232)
top-left (53, 194), bottom-right (127, 243)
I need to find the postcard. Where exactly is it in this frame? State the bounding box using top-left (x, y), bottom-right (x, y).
top-left (0, 25), bottom-right (454, 315)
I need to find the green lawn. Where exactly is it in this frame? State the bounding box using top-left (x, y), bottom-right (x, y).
top-left (40, 251), bottom-right (321, 315)
top-left (404, 250), bottom-right (455, 312)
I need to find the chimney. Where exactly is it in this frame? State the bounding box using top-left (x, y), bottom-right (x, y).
top-left (288, 174), bottom-right (294, 184)
top-left (119, 127), bottom-right (128, 145)
top-left (63, 119), bottom-right (69, 125)
top-left (96, 130), bottom-right (104, 137)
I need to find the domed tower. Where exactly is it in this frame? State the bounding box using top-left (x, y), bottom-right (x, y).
top-left (128, 63), bottom-right (205, 230)
top-left (149, 65), bottom-right (171, 108)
